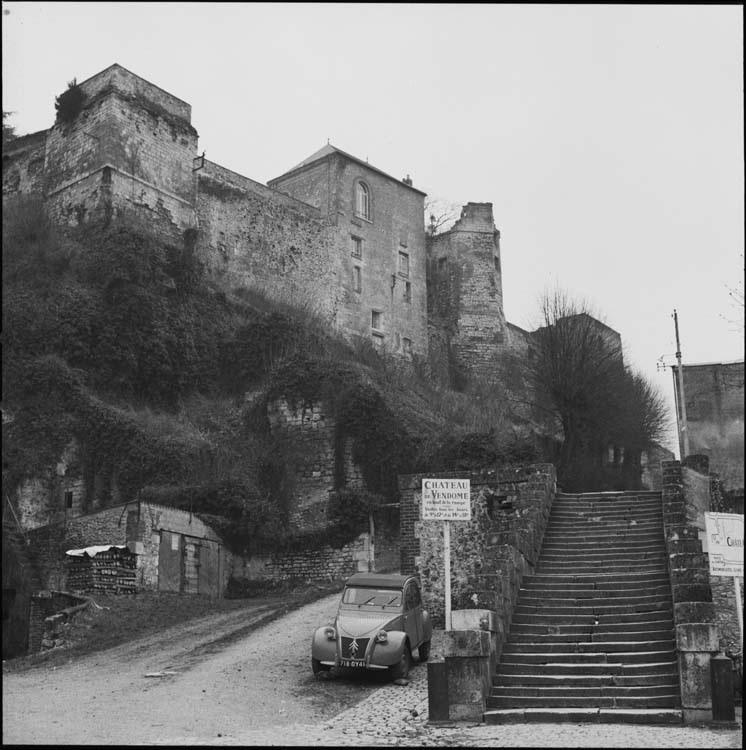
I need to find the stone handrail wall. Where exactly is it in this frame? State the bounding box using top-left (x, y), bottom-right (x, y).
top-left (661, 459), bottom-right (720, 723)
top-left (399, 464), bottom-right (556, 634)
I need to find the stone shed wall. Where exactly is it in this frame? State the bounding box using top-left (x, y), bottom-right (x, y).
top-left (398, 464), bottom-right (556, 638)
top-left (25, 501), bottom-right (229, 594)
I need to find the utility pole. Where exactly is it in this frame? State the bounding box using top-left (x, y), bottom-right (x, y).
top-left (673, 309), bottom-right (690, 459)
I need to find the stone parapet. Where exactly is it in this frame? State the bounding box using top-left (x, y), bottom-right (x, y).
top-left (661, 459), bottom-right (719, 723)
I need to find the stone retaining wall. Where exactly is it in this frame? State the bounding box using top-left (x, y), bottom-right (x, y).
top-left (399, 463), bottom-right (556, 638)
top-left (661, 460), bottom-right (719, 723)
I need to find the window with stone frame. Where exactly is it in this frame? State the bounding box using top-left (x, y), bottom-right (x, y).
top-left (353, 265), bottom-right (362, 293)
top-left (404, 281), bottom-right (412, 303)
top-left (402, 337), bottom-right (413, 357)
top-left (355, 181), bottom-right (371, 220)
top-left (398, 251), bottom-right (410, 277)
top-left (351, 235), bottom-right (363, 259)
top-left (371, 309), bottom-right (383, 331)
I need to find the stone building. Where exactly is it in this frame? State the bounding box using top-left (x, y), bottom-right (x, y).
top-left (673, 360), bottom-right (745, 492)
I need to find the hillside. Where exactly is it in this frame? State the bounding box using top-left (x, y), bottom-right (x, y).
top-left (2, 195), bottom-right (538, 553)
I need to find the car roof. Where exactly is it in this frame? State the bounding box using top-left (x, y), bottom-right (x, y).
top-left (345, 573), bottom-right (414, 588)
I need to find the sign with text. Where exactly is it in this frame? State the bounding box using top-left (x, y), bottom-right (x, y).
top-left (421, 478), bottom-right (471, 521)
top-left (704, 512), bottom-right (744, 577)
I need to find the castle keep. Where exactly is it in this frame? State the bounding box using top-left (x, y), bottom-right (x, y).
top-left (3, 63), bottom-right (531, 375)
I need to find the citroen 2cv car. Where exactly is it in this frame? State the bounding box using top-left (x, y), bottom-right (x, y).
top-left (312, 573), bottom-right (433, 680)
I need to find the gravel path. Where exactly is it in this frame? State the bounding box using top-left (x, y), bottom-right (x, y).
top-left (3, 592), bottom-right (742, 747)
top-left (2, 592), bottom-right (378, 745)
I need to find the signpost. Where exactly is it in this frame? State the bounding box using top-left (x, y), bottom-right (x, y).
top-left (422, 478), bottom-right (471, 630)
top-left (704, 511), bottom-right (744, 646)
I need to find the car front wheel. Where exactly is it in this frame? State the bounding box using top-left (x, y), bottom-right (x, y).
top-left (389, 646), bottom-right (411, 680)
top-left (418, 640), bottom-right (431, 662)
top-left (312, 658), bottom-right (331, 676)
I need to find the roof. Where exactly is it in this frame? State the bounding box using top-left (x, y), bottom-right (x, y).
top-left (65, 544), bottom-right (128, 558)
top-left (271, 143), bottom-right (427, 196)
top-left (345, 573), bottom-right (415, 588)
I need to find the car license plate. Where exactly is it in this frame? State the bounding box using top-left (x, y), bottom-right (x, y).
top-left (340, 658), bottom-right (366, 668)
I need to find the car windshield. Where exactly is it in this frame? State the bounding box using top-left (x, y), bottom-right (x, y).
top-left (342, 587), bottom-right (402, 607)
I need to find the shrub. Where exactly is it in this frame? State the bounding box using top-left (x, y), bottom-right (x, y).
top-left (55, 79), bottom-right (86, 124)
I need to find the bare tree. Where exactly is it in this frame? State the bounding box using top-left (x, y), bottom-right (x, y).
top-left (424, 196), bottom-right (460, 236)
top-left (529, 288), bottom-right (668, 491)
top-left (721, 253), bottom-right (745, 333)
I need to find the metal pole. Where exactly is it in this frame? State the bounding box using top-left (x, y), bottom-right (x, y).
top-left (673, 309), bottom-right (691, 458)
top-left (444, 520), bottom-right (452, 630)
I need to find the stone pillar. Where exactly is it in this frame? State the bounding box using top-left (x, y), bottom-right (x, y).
top-left (427, 609), bottom-right (498, 721)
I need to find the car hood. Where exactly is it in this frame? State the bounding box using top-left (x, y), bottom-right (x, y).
top-left (336, 610), bottom-right (402, 638)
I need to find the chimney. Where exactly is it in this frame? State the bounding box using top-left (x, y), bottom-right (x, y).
top-left (402, 174), bottom-right (413, 186)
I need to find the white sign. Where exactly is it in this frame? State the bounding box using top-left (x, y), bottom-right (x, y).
top-left (704, 512), bottom-right (744, 577)
top-left (422, 478), bottom-right (471, 521)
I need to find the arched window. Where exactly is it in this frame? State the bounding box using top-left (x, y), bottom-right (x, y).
top-left (355, 181), bottom-right (371, 220)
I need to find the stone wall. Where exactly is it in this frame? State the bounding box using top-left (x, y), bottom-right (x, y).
top-left (2, 130), bottom-right (48, 197)
top-left (267, 398), bottom-right (363, 531)
top-left (661, 460), bottom-right (719, 723)
top-left (196, 160), bottom-right (341, 320)
top-left (25, 501), bottom-right (229, 595)
top-left (678, 465), bottom-right (744, 657)
top-left (230, 532), bottom-right (374, 583)
top-left (28, 590), bottom-right (90, 653)
top-left (398, 464), bottom-right (556, 636)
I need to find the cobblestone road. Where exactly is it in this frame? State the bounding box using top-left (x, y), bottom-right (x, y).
top-left (160, 663), bottom-right (742, 747)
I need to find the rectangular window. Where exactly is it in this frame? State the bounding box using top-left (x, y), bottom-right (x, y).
top-left (371, 310), bottom-right (382, 331)
top-left (353, 266), bottom-right (362, 293)
top-left (351, 235), bottom-right (363, 259)
top-left (398, 251), bottom-right (410, 277)
top-left (402, 337), bottom-right (413, 356)
top-left (438, 256), bottom-right (448, 271)
top-left (64, 491), bottom-right (73, 509)
top-left (404, 281), bottom-right (411, 303)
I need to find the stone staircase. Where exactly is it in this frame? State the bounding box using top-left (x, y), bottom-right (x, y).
top-left (485, 490), bottom-right (683, 725)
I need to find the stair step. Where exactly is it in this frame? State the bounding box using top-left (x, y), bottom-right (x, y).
top-left (498, 650), bottom-right (676, 665)
top-left (494, 672), bottom-right (679, 687)
top-left (496, 661), bottom-right (678, 676)
top-left (511, 611), bottom-right (673, 626)
top-left (483, 708), bottom-right (682, 724)
top-left (508, 629), bottom-right (674, 644)
top-left (523, 576), bottom-right (669, 587)
top-left (501, 640), bottom-right (675, 654)
top-left (519, 586), bottom-right (671, 598)
top-left (518, 591), bottom-right (673, 610)
top-left (486, 695), bottom-right (681, 709)
top-left (510, 621), bottom-right (673, 635)
top-left (514, 603), bottom-right (672, 617)
top-left (489, 685), bottom-right (679, 698)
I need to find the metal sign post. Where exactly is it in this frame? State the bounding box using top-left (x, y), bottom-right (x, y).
top-left (422, 478), bottom-right (471, 631)
top-left (704, 511), bottom-right (744, 647)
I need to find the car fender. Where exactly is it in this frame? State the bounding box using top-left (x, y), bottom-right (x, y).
top-left (369, 629), bottom-right (409, 667)
top-left (421, 610), bottom-right (433, 643)
top-left (311, 626), bottom-right (337, 663)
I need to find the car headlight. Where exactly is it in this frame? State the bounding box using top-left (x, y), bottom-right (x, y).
top-left (375, 629), bottom-right (388, 643)
top-left (324, 626), bottom-right (336, 640)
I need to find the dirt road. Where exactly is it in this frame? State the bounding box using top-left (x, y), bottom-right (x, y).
top-left (2, 592), bottom-right (381, 745)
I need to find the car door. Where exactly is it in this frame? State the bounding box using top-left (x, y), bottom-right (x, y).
top-left (402, 581), bottom-right (423, 647)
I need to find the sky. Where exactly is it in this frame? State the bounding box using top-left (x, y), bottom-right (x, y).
top-left (2, 2), bottom-right (744, 454)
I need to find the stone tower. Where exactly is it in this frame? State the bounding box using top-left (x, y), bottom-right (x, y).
top-left (43, 64), bottom-right (198, 237)
top-left (427, 202), bottom-right (506, 379)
